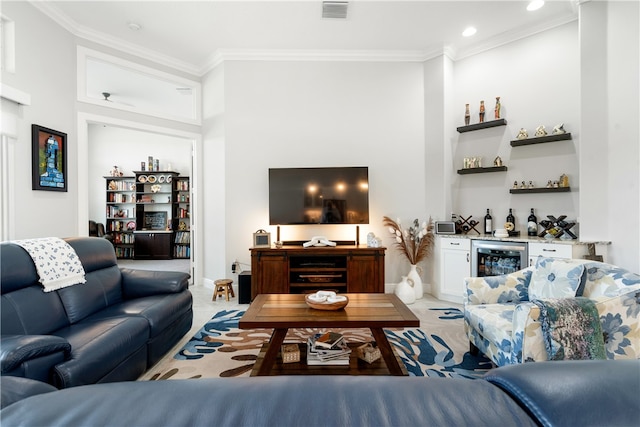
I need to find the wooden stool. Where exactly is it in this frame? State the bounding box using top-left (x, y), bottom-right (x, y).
top-left (213, 279), bottom-right (235, 301)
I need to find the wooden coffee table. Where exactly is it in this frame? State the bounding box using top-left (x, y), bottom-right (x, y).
top-left (239, 293), bottom-right (420, 376)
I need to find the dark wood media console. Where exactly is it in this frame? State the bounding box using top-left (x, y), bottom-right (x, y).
top-left (250, 245), bottom-right (386, 299)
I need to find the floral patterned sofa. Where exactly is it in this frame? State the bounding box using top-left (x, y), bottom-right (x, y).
top-left (463, 257), bottom-right (640, 366)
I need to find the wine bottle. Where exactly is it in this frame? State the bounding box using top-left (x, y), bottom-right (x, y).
top-left (527, 208), bottom-right (538, 236)
top-left (484, 209), bottom-right (492, 234)
top-left (506, 208), bottom-right (515, 233)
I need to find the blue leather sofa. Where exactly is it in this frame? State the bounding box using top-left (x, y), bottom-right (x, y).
top-left (1, 360), bottom-right (637, 426)
top-left (0, 237), bottom-right (192, 388)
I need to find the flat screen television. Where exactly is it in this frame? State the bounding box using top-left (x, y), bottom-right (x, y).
top-left (269, 167), bottom-right (369, 225)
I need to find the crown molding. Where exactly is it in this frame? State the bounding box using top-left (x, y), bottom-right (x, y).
top-left (30, 1), bottom-right (201, 76)
top-left (201, 48), bottom-right (428, 74)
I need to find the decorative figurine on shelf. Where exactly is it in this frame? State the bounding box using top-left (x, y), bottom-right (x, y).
top-left (529, 180), bottom-right (534, 189)
top-left (494, 96), bottom-right (501, 119)
top-left (520, 181), bottom-right (527, 189)
top-left (366, 232), bottom-right (382, 248)
top-left (479, 100), bottom-right (485, 123)
top-left (516, 128), bottom-right (528, 139)
top-left (535, 125), bottom-right (547, 137)
top-left (110, 166), bottom-right (123, 177)
top-left (513, 180), bottom-right (519, 189)
top-left (464, 104), bottom-right (470, 125)
top-left (465, 157), bottom-right (482, 168)
top-left (560, 174), bottom-right (569, 187)
top-left (546, 180), bottom-right (553, 188)
top-left (494, 156), bottom-right (503, 167)
top-left (553, 181), bottom-right (559, 188)
top-left (552, 123), bottom-right (566, 134)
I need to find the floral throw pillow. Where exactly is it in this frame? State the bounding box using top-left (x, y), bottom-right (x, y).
top-left (529, 257), bottom-right (586, 299)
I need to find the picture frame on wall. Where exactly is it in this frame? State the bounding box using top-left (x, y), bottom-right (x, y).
top-left (31, 124), bottom-right (68, 192)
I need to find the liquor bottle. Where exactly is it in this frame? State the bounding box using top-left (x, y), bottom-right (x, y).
top-left (506, 208), bottom-right (515, 223)
top-left (527, 208), bottom-right (538, 236)
top-left (484, 209), bottom-right (492, 234)
top-left (506, 208), bottom-right (515, 233)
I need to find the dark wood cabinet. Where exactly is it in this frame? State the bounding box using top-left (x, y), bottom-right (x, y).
top-left (250, 245), bottom-right (385, 300)
top-left (134, 232), bottom-right (172, 260)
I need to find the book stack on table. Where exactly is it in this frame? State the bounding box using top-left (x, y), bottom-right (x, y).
top-left (307, 332), bottom-right (351, 365)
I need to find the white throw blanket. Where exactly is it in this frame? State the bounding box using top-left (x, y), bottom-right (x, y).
top-left (12, 237), bottom-right (86, 292)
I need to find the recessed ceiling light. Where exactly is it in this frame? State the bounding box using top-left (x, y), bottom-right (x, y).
top-left (462, 27), bottom-right (477, 37)
top-left (127, 22), bottom-right (142, 31)
top-left (527, 1), bottom-right (545, 12)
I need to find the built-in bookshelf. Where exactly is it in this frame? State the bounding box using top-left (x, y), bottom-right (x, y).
top-left (106, 173), bottom-right (190, 260)
top-left (105, 176), bottom-right (136, 259)
top-left (173, 177), bottom-right (191, 259)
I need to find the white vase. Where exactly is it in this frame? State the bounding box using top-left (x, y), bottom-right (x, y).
top-left (395, 276), bottom-right (415, 305)
top-left (408, 264), bottom-right (423, 299)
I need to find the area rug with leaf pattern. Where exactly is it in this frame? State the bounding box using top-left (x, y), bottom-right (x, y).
top-left (139, 307), bottom-right (492, 381)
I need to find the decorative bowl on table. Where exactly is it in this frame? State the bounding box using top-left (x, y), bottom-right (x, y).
top-left (305, 291), bottom-right (349, 310)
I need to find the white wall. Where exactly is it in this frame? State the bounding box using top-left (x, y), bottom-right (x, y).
top-left (1, 2), bottom-right (78, 239)
top-left (449, 22), bottom-right (580, 233)
top-left (605, 1), bottom-right (640, 271)
top-left (87, 124), bottom-right (192, 224)
top-left (580, 1), bottom-right (640, 271)
top-left (210, 60), bottom-right (426, 283)
top-left (201, 64), bottom-right (227, 284)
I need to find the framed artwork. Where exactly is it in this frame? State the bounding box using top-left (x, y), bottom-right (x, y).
top-left (31, 124), bottom-right (67, 192)
top-left (253, 229), bottom-right (271, 248)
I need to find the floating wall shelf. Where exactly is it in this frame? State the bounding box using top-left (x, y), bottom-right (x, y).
top-left (457, 119), bottom-right (507, 133)
top-left (457, 166), bottom-right (508, 175)
top-left (510, 133), bottom-right (572, 147)
top-left (510, 187), bottom-right (571, 194)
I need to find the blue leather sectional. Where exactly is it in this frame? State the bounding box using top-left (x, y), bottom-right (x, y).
top-left (1, 360), bottom-right (638, 426)
top-left (0, 237), bottom-right (192, 388)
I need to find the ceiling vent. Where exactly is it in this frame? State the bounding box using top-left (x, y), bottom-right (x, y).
top-left (322, 1), bottom-right (349, 19)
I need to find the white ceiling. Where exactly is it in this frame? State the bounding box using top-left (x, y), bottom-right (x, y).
top-left (35, 0), bottom-right (578, 76)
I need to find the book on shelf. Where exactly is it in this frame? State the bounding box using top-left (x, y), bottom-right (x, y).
top-left (307, 333), bottom-right (350, 365)
top-left (313, 331), bottom-right (345, 350)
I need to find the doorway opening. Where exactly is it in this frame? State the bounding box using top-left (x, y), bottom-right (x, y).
top-left (77, 112), bottom-right (202, 284)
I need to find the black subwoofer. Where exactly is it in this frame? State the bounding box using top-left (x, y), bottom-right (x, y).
top-left (238, 271), bottom-right (251, 304)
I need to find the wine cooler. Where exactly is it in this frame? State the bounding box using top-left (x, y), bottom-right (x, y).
top-left (471, 240), bottom-right (528, 277)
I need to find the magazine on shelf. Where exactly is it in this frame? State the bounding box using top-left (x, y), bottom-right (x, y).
top-left (307, 342), bottom-right (350, 365)
top-left (313, 331), bottom-right (345, 349)
top-left (307, 334), bottom-right (351, 365)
